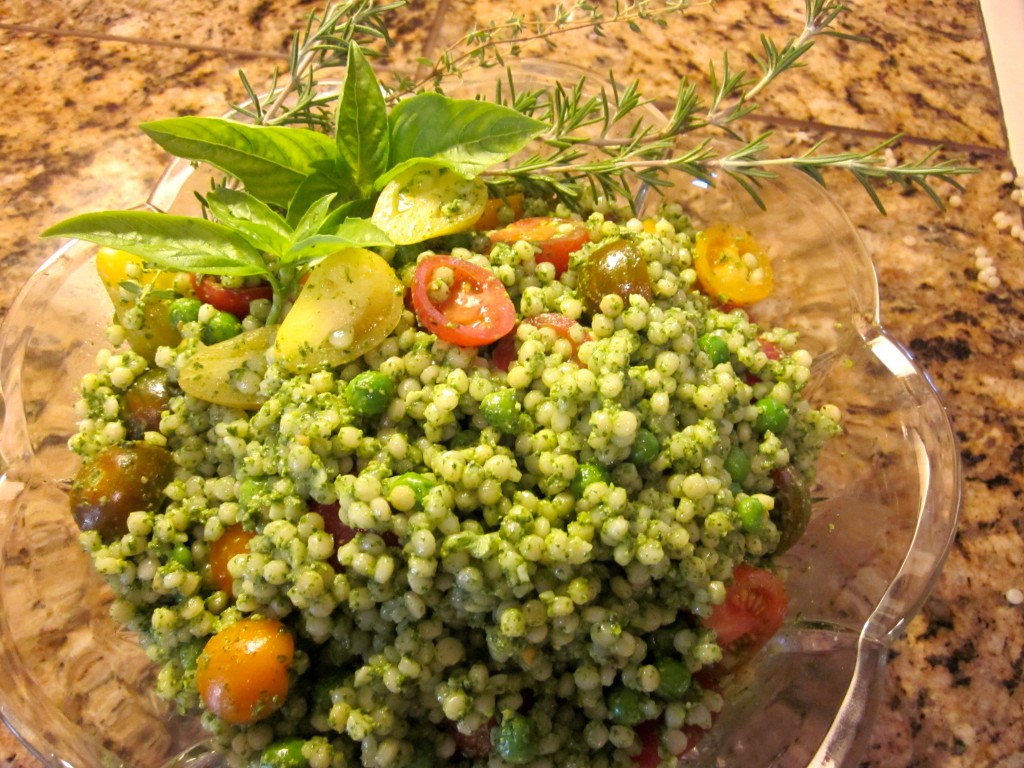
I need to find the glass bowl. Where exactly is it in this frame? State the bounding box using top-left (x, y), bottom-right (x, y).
top-left (0, 62), bottom-right (960, 768)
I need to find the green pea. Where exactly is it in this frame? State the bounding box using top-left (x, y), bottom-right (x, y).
top-left (607, 686), bottom-right (647, 726)
top-left (311, 670), bottom-right (346, 714)
top-left (405, 750), bottom-right (439, 768)
top-left (754, 396), bottom-right (789, 435)
top-left (201, 310), bottom-right (242, 344)
top-left (697, 333), bottom-right (730, 366)
top-left (572, 461), bottom-right (610, 496)
top-left (239, 476), bottom-right (272, 512)
top-left (493, 712), bottom-right (539, 764)
top-left (736, 496), bottom-right (766, 532)
top-left (168, 297), bottom-right (201, 329)
top-left (385, 472), bottom-right (437, 504)
top-left (346, 370), bottom-right (396, 417)
top-left (259, 738), bottom-right (308, 768)
top-left (481, 388), bottom-right (521, 433)
top-left (449, 428), bottom-right (481, 448)
top-left (724, 446), bottom-right (751, 483)
top-left (655, 657), bottom-right (692, 700)
top-left (630, 428), bottom-right (660, 466)
top-left (169, 542), bottom-right (193, 569)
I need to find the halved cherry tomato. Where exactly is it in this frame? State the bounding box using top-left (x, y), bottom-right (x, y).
top-left (313, 502), bottom-right (399, 564)
top-left (411, 255), bottom-right (516, 347)
top-left (693, 224), bottom-right (773, 306)
top-left (633, 720), bottom-right (662, 768)
top-left (705, 564), bottom-right (788, 656)
top-left (491, 313), bottom-right (591, 372)
top-left (95, 247), bottom-right (184, 361)
top-left (274, 248), bottom-right (404, 374)
top-left (578, 239), bottom-right (653, 314)
top-left (207, 524), bottom-right (255, 596)
top-left (196, 618), bottom-right (294, 724)
top-left (192, 274), bottom-right (274, 319)
top-left (488, 217), bottom-right (591, 276)
top-left (449, 718), bottom-right (495, 760)
top-left (475, 193), bottom-right (524, 231)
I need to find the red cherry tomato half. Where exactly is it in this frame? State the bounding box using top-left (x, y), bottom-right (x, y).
top-left (411, 255), bottom-right (516, 347)
top-left (192, 274), bottom-right (274, 319)
top-left (633, 720), bottom-right (662, 768)
top-left (449, 718), bottom-right (495, 760)
top-left (491, 313), bottom-right (591, 372)
top-left (705, 564), bottom-right (788, 655)
top-left (491, 332), bottom-right (518, 372)
top-left (488, 217), bottom-right (591, 276)
top-left (314, 501), bottom-right (399, 552)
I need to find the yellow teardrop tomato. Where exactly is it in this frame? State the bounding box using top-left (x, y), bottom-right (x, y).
top-left (95, 247), bottom-right (185, 360)
top-left (196, 618), bottom-right (294, 725)
top-left (177, 325), bottom-right (276, 410)
top-left (371, 165), bottom-right (487, 245)
top-left (692, 224), bottom-right (774, 306)
top-left (274, 248), bottom-right (404, 374)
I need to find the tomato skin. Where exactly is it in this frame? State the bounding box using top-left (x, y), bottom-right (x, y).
top-left (705, 564), bottom-right (788, 654)
top-left (475, 193), bottom-right (524, 231)
top-left (693, 224), bottom-right (773, 306)
top-left (578, 239), bottom-right (653, 314)
top-left (411, 255), bottom-right (516, 346)
top-left (192, 274), bottom-right (274, 319)
top-left (633, 720), bottom-right (662, 768)
top-left (207, 524), bottom-right (256, 596)
top-left (450, 719), bottom-right (495, 760)
top-left (488, 217), bottom-right (591, 276)
top-left (69, 443), bottom-right (175, 542)
top-left (196, 618), bottom-right (294, 724)
top-left (491, 313), bottom-right (591, 371)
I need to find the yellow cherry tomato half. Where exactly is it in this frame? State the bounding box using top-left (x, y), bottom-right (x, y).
top-left (371, 165), bottom-right (488, 245)
top-left (177, 324), bottom-right (277, 410)
top-left (207, 524), bottom-right (255, 596)
top-left (196, 618), bottom-right (294, 725)
top-left (95, 247), bottom-right (184, 360)
top-left (274, 248), bottom-right (404, 374)
top-left (692, 224), bottom-right (774, 306)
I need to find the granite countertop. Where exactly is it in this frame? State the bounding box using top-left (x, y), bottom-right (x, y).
top-left (1, 1), bottom-right (1022, 766)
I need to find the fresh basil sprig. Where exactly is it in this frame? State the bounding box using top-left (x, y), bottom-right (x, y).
top-left (42, 39), bottom-right (547, 326)
top-left (44, 187), bottom-right (392, 324)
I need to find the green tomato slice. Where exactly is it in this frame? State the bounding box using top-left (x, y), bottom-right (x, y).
top-left (178, 324), bottom-right (277, 410)
top-left (274, 248), bottom-right (404, 373)
top-left (371, 165), bottom-right (487, 245)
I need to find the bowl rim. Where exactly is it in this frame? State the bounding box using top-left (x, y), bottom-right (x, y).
top-left (0, 58), bottom-right (963, 768)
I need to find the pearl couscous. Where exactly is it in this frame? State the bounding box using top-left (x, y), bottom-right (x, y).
top-left (68, 199), bottom-right (840, 768)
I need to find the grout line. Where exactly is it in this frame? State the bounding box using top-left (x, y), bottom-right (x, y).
top-left (0, 21), bottom-right (1007, 161)
top-left (0, 22), bottom-right (287, 60)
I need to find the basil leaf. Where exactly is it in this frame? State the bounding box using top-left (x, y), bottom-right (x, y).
top-left (384, 93), bottom-right (547, 184)
top-left (286, 160), bottom-right (358, 226)
top-left (319, 198), bottom-right (376, 233)
top-left (43, 210), bottom-right (268, 277)
top-left (141, 117), bottom-right (338, 207)
top-left (291, 193), bottom-right (337, 244)
top-left (336, 42), bottom-right (389, 197)
top-left (206, 187), bottom-right (293, 258)
top-left (286, 219), bottom-right (393, 266)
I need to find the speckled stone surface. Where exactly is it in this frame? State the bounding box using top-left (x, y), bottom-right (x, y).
top-left (1, 2), bottom-right (1023, 767)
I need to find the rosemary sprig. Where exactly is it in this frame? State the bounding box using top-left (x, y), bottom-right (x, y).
top-left (229, 0), bottom-right (974, 214)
